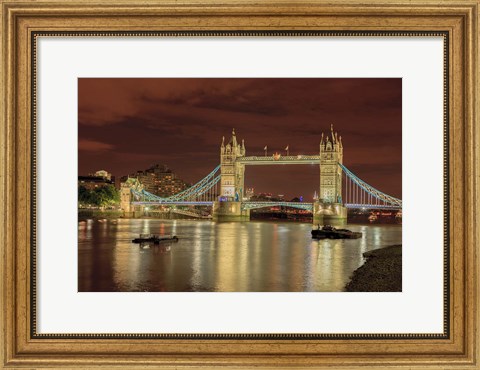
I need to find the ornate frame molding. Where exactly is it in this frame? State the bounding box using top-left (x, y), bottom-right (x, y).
top-left (1, 1), bottom-right (478, 368)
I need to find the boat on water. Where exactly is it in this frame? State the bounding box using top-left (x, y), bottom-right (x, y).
top-left (132, 234), bottom-right (178, 244)
top-left (311, 225), bottom-right (362, 240)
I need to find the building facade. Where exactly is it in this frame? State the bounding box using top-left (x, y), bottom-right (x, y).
top-left (120, 164), bottom-right (189, 198)
top-left (78, 175), bottom-right (114, 190)
top-left (92, 169), bottom-right (112, 181)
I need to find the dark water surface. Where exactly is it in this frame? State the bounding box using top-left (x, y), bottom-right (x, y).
top-left (78, 219), bottom-right (402, 292)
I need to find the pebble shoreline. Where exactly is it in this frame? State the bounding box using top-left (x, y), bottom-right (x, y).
top-left (345, 244), bottom-right (402, 292)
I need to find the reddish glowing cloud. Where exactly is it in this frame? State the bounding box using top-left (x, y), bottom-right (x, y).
top-left (79, 139), bottom-right (114, 152)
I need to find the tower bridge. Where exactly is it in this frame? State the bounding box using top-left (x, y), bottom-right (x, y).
top-left (122, 125), bottom-right (402, 223)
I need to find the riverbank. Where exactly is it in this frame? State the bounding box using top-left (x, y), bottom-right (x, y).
top-left (345, 244), bottom-right (402, 292)
top-left (78, 209), bottom-right (123, 220)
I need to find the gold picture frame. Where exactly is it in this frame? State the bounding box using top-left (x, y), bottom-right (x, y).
top-left (1, 0), bottom-right (478, 368)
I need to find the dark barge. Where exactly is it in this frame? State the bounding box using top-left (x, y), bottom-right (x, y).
top-left (311, 225), bottom-right (362, 240)
top-left (132, 234), bottom-right (178, 244)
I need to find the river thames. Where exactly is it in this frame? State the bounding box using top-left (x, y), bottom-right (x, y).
top-left (78, 219), bottom-right (401, 292)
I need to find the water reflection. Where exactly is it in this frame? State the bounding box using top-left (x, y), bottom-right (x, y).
top-left (78, 219), bottom-right (402, 292)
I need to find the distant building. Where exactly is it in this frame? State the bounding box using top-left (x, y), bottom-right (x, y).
top-left (120, 164), bottom-right (189, 197)
top-left (78, 175), bottom-right (114, 190)
top-left (249, 192), bottom-right (289, 202)
top-left (91, 169), bottom-right (112, 181)
top-left (84, 169), bottom-right (116, 188)
top-left (251, 192), bottom-right (277, 201)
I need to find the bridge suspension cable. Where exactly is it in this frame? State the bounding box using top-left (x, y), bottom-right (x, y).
top-left (339, 163), bottom-right (402, 208)
top-left (129, 162), bottom-right (401, 210)
top-left (131, 165), bottom-right (221, 203)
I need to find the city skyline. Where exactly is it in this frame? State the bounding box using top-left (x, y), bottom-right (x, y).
top-left (79, 78), bottom-right (402, 199)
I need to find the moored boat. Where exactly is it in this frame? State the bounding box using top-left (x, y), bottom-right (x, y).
top-left (311, 225), bottom-right (362, 240)
top-left (132, 234), bottom-right (178, 244)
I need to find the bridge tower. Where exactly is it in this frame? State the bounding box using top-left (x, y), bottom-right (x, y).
top-left (213, 129), bottom-right (250, 221)
top-left (314, 124), bottom-right (347, 224)
top-left (120, 178), bottom-right (145, 218)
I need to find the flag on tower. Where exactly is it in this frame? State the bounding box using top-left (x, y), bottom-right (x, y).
top-left (264, 146), bottom-right (268, 156)
top-left (285, 145), bottom-right (289, 156)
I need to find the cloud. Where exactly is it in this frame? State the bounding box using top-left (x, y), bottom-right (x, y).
top-left (78, 78), bottom-right (402, 198)
top-left (78, 139), bottom-right (114, 152)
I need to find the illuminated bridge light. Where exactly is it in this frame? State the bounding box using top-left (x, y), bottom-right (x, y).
top-left (125, 157), bottom-right (402, 212)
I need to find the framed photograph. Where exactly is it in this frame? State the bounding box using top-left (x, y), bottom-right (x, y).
top-left (1, 0), bottom-right (478, 368)
top-left (78, 77), bottom-right (403, 294)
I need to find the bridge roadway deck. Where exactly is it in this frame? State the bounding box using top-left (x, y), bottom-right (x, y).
top-left (242, 202), bottom-right (313, 210)
top-left (131, 201), bottom-right (401, 210)
top-left (236, 155), bottom-right (321, 165)
top-left (344, 203), bottom-right (401, 210)
top-left (132, 201), bottom-right (214, 206)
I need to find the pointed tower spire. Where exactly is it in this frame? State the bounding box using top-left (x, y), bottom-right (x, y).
top-left (220, 136), bottom-right (225, 154)
top-left (231, 128), bottom-right (237, 148)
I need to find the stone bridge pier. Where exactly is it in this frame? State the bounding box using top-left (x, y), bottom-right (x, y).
top-left (212, 201), bottom-right (250, 221)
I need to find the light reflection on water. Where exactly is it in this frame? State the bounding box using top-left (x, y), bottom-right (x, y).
top-left (78, 219), bottom-right (402, 292)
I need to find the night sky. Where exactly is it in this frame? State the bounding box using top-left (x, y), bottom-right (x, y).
top-left (78, 78), bottom-right (402, 200)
